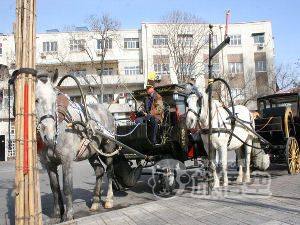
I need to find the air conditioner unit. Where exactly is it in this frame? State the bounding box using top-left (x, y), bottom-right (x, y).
top-left (119, 92), bottom-right (126, 98)
top-left (258, 43), bottom-right (264, 48)
top-left (96, 49), bottom-right (102, 55)
top-left (155, 74), bottom-right (162, 81)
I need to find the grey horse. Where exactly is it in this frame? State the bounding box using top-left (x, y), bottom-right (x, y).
top-left (36, 70), bottom-right (119, 223)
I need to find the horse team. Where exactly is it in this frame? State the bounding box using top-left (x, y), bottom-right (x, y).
top-left (36, 70), bottom-right (259, 223)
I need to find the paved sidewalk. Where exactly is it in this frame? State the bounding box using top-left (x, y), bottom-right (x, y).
top-left (60, 172), bottom-right (300, 225)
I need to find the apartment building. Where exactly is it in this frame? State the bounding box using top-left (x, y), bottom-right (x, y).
top-left (0, 20), bottom-right (275, 160)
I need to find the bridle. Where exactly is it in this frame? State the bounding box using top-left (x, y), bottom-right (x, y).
top-left (186, 87), bottom-right (203, 120)
top-left (39, 114), bottom-right (55, 123)
top-left (37, 89), bottom-right (60, 145)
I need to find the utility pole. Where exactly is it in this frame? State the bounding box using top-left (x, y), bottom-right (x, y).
top-left (207, 19), bottom-right (230, 194)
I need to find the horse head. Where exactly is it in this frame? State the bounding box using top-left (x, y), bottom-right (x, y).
top-left (186, 86), bottom-right (203, 130)
top-left (36, 70), bottom-right (58, 148)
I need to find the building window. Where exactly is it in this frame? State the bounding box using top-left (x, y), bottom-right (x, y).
top-left (125, 66), bottom-right (140, 75)
top-left (255, 61), bottom-right (266, 72)
top-left (70, 96), bottom-right (82, 103)
top-left (97, 39), bottom-right (112, 49)
top-left (178, 34), bottom-right (193, 45)
top-left (0, 43), bottom-right (2, 55)
top-left (0, 91), bottom-right (2, 110)
top-left (229, 35), bottom-right (241, 46)
top-left (43, 41), bottom-right (58, 52)
top-left (203, 35), bottom-right (217, 47)
top-left (98, 68), bottom-right (113, 75)
top-left (253, 33), bottom-right (264, 44)
top-left (8, 140), bottom-right (16, 157)
top-left (204, 63), bottom-right (220, 74)
top-left (98, 94), bottom-right (113, 104)
top-left (124, 38), bottom-right (139, 49)
top-left (70, 39), bottom-right (86, 51)
top-left (231, 88), bottom-right (245, 100)
top-left (71, 70), bottom-right (86, 77)
top-left (10, 122), bottom-right (15, 136)
top-left (1, 90), bottom-right (14, 110)
top-left (228, 62), bottom-right (243, 74)
top-left (154, 63), bottom-right (169, 74)
top-left (153, 35), bottom-right (168, 46)
top-left (178, 63), bottom-right (195, 75)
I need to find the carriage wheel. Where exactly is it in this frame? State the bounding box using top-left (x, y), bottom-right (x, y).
top-left (285, 137), bottom-right (300, 174)
top-left (157, 154), bottom-right (176, 194)
top-left (284, 109), bottom-right (294, 138)
top-left (159, 169), bottom-right (176, 194)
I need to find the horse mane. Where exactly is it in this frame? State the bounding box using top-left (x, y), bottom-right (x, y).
top-left (188, 85), bottom-right (202, 97)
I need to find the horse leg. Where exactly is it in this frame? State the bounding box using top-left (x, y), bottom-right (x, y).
top-left (88, 154), bottom-right (105, 211)
top-left (235, 149), bottom-right (244, 184)
top-left (243, 141), bottom-right (252, 183)
top-left (47, 164), bottom-right (64, 223)
top-left (211, 149), bottom-right (220, 189)
top-left (218, 147), bottom-right (228, 187)
top-left (61, 160), bottom-right (74, 221)
top-left (104, 155), bottom-right (114, 208)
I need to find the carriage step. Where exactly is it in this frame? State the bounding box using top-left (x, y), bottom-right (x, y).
top-left (152, 143), bottom-right (163, 148)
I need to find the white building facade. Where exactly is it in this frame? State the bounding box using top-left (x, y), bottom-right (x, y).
top-left (0, 20), bottom-right (275, 160)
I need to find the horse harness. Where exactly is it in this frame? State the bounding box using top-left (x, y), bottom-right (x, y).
top-left (187, 87), bottom-right (254, 147)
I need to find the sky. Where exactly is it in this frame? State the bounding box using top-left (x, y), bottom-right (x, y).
top-left (1, 0), bottom-right (300, 68)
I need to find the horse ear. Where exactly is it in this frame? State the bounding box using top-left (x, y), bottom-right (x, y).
top-left (52, 69), bottom-right (58, 84)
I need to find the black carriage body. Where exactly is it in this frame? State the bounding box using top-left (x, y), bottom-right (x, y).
top-left (255, 92), bottom-right (300, 163)
top-left (116, 84), bottom-right (192, 162)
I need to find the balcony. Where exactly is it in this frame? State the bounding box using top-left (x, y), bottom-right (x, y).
top-left (59, 74), bottom-right (145, 88)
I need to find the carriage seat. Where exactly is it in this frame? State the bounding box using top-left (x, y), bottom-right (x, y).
top-left (263, 107), bottom-right (287, 118)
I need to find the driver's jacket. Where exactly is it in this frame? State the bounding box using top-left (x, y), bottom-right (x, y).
top-left (143, 91), bottom-right (164, 122)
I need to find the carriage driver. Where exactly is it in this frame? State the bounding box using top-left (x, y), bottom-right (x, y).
top-left (135, 72), bottom-right (164, 145)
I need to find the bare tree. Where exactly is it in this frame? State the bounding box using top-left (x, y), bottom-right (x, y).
top-left (272, 62), bottom-right (300, 92)
top-left (156, 10), bottom-right (208, 84)
top-left (216, 62), bottom-right (300, 108)
top-left (85, 13), bottom-right (121, 103)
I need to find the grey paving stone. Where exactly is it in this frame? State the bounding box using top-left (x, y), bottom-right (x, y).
top-left (279, 214), bottom-right (300, 225)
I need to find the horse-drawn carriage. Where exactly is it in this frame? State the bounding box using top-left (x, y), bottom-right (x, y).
top-left (254, 92), bottom-right (300, 174)
top-left (112, 83), bottom-right (206, 192)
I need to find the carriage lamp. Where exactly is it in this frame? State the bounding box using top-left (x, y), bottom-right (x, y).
top-left (173, 90), bottom-right (179, 101)
top-left (128, 97), bottom-right (133, 107)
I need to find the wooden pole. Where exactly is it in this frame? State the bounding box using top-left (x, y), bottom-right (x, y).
top-left (14, 0), bottom-right (42, 224)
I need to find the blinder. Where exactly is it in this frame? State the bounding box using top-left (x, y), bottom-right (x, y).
top-left (186, 87), bottom-right (203, 119)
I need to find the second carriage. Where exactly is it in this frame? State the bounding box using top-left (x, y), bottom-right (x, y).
top-left (254, 92), bottom-right (300, 174)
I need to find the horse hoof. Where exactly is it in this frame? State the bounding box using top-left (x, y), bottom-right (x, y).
top-left (65, 213), bottom-right (73, 222)
top-left (104, 200), bottom-right (113, 209)
top-left (212, 183), bottom-right (220, 189)
top-left (236, 177), bottom-right (243, 184)
top-left (48, 217), bottom-right (61, 225)
top-left (243, 176), bottom-right (251, 183)
top-left (90, 202), bottom-right (102, 211)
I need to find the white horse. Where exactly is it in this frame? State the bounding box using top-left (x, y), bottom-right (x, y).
top-left (186, 86), bottom-right (255, 189)
top-left (36, 70), bottom-right (116, 223)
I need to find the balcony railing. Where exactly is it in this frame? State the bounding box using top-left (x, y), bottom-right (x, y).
top-left (59, 74), bottom-right (145, 88)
